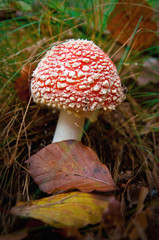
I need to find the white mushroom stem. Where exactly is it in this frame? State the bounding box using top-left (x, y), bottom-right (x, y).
top-left (52, 109), bottom-right (85, 143)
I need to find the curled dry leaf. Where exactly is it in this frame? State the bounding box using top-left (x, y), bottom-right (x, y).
top-left (127, 183), bottom-right (141, 207)
top-left (26, 140), bottom-right (116, 193)
top-left (14, 63), bottom-right (35, 102)
top-left (126, 204), bottom-right (159, 240)
top-left (10, 191), bottom-right (110, 228)
top-left (107, 0), bottom-right (157, 51)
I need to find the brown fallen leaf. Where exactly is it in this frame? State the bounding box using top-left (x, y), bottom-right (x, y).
top-left (146, 203), bottom-right (159, 240)
top-left (127, 183), bottom-right (141, 207)
top-left (10, 191), bottom-right (110, 228)
top-left (107, 0), bottom-right (157, 51)
top-left (14, 63), bottom-right (35, 102)
top-left (126, 203), bottom-right (159, 240)
top-left (26, 140), bottom-right (116, 193)
top-left (126, 210), bottom-right (149, 240)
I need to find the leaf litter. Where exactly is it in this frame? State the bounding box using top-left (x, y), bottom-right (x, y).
top-left (0, 0), bottom-right (159, 239)
top-left (14, 63), bottom-right (35, 102)
top-left (10, 191), bottom-right (111, 229)
top-left (26, 140), bottom-right (116, 193)
top-left (107, 0), bottom-right (157, 51)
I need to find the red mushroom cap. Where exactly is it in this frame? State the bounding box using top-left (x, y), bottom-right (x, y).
top-left (31, 39), bottom-right (125, 112)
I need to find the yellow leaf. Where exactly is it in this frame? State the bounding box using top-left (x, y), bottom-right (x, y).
top-left (11, 191), bottom-right (109, 228)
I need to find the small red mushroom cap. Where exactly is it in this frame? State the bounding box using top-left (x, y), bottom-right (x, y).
top-left (31, 39), bottom-right (125, 112)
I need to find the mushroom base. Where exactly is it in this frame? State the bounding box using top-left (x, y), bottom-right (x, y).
top-left (52, 109), bottom-right (85, 142)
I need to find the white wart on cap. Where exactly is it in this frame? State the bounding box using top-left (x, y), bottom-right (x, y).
top-left (31, 39), bottom-right (125, 113)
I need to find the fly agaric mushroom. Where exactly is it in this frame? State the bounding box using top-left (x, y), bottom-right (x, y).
top-left (31, 39), bottom-right (125, 142)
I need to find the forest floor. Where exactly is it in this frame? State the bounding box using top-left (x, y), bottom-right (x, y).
top-left (0, 0), bottom-right (159, 239)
